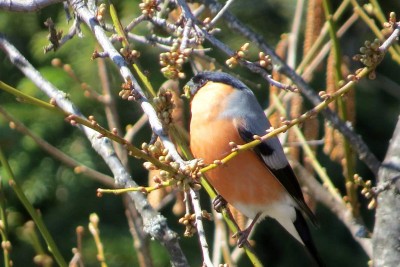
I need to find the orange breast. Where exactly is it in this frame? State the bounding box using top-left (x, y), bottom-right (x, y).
top-left (190, 83), bottom-right (286, 211)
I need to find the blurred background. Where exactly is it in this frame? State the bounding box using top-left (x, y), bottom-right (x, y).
top-left (1, 0), bottom-right (400, 266)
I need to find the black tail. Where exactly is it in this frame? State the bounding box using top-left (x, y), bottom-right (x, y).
top-left (293, 208), bottom-right (325, 267)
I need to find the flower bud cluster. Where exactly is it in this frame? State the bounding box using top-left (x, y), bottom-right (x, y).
top-left (153, 88), bottom-right (175, 129)
top-left (354, 174), bottom-right (376, 210)
top-left (353, 39), bottom-right (383, 73)
top-left (139, 0), bottom-right (160, 17)
top-left (178, 213), bottom-right (197, 237)
top-left (142, 141), bottom-right (173, 172)
top-left (160, 42), bottom-right (192, 80)
top-left (226, 43), bottom-right (249, 68)
top-left (258, 52), bottom-right (272, 70)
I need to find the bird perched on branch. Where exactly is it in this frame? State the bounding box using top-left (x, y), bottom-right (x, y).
top-left (186, 71), bottom-right (324, 266)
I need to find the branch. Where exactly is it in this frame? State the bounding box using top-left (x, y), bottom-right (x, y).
top-left (287, 0), bottom-right (304, 68)
top-left (0, 0), bottom-right (63, 12)
top-left (96, 55), bottom-right (129, 168)
top-left (209, 0), bottom-right (234, 27)
top-left (0, 106), bottom-right (115, 187)
top-left (372, 115), bottom-right (400, 266)
top-left (123, 195), bottom-right (153, 267)
top-left (124, 114), bottom-right (148, 143)
top-left (44, 17), bottom-right (81, 53)
top-left (379, 22), bottom-right (400, 53)
top-left (189, 189), bottom-right (213, 267)
top-left (302, 13), bottom-right (359, 81)
top-left (0, 35), bottom-right (189, 267)
top-left (212, 211), bottom-right (233, 266)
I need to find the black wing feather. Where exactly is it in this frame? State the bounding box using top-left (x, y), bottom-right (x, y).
top-left (294, 209), bottom-right (325, 266)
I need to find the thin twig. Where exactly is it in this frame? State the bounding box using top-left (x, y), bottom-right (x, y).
top-left (302, 13), bottom-right (359, 81)
top-left (125, 14), bottom-right (147, 32)
top-left (0, 0), bottom-right (63, 11)
top-left (189, 189), bottom-right (213, 267)
top-left (296, 0), bottom-right (351, 74)
top-left (180, 18), bottom-right (193, 52)
top-left (0, 106), bottom-right (115, 187)
top-left (287, 0), bottom-right (305, 68)
top-left (123, 195), bottom-right (153, 267)
top-left (44, 17), bottom-right (81, 53)
top-left (124, 113), bottom-right (149, 143)
top-left (379, 23), bottom-right (400, 53)
top-left (212, 211), bottom-right (236, 266)
top-left (88, 213), bottom-right (107, 267)
top-left (0, 175), bottom-right (11, 267)
top-left (97, 56), bottom-right (129, 168)
top-left (209, 0), bottom-right (234, 27)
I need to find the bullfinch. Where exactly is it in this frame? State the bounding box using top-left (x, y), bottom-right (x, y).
top-left (186, 71), bottom-right (324, 266)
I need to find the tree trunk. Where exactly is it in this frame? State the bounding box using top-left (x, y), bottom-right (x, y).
top-left (373, 115), bottom-right (400, 267)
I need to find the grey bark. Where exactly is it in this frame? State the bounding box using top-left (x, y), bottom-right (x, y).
top-left (373, 116), bottom-right (400, 267)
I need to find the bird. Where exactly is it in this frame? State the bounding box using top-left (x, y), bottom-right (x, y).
top-left (186, 71), bottom-right (324, 266)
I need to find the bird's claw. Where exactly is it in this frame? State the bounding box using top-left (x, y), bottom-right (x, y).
top-left (232, 213), bottom-right (260, 248)
top-left (232, 228), bottom-right (251, 248)
top-left (212, 194), bottom-right (227, 213)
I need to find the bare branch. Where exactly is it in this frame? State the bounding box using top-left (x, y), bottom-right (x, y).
top-left (96, 56), bottom-right (129, 168)
top-left (287, 0), bottom-right (305, 68)
top-left (189, 189), bottom-right (213, 267)
top-left (212, 211), bottom-right (233, 266)
top-left (124, 114), bottom-right (149, 143)
top-left (124, 195), bottom-right (153, 267)
top-left (125, 14), bottom-right (147, 32)
top-left (373, 115), bottom-right (400, 267)
top-left (209, 0), bottom-right (234, 27)
top-left (44, 17), bottom-right (82, 53)
top-left (0, 0), bottom-right (63, 12)
top-left (302, 13), bottom-right (359, 81)
top-left (0, 106), bottom-right (115, 187)
top-left (179, 18), bottom-right (193, 52)
top-left (379, 22), bottom-right (400, 53)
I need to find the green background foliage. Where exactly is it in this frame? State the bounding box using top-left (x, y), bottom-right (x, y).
top-left (1, 0), bottom-right (400, 266)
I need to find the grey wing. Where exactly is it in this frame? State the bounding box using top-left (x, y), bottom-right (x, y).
top-left (238, 112), bottom-right (318, 225)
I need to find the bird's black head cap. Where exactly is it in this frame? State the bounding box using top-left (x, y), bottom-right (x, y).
top-left (185, 71), bottom-right (248, 97)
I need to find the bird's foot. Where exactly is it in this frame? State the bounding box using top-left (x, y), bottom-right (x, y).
top-left (212, 194), bottom-right (227, 213)
top-left (232, 227), bottom-right (252, 248)
top-left (232, 213), bottom-right (261, 248)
